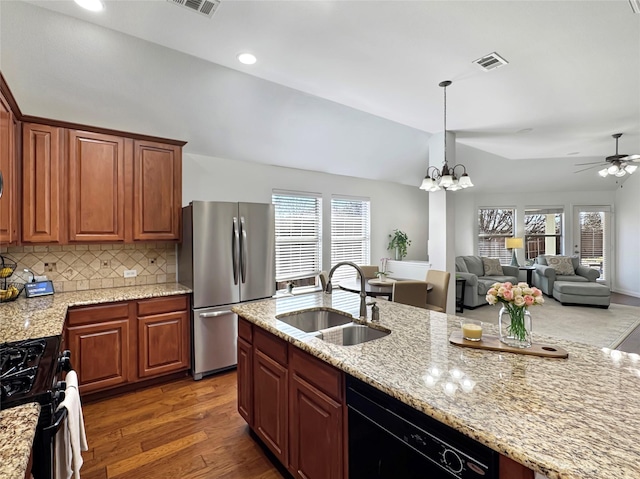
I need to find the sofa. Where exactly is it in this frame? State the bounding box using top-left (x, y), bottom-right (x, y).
top-left (455, 256), bottom-right (519, 308)
top-left (532, 255), bottom-right (610, 307)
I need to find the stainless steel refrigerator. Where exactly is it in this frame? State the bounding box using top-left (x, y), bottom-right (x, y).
top-left (178, 201), bottom-right (275, 380)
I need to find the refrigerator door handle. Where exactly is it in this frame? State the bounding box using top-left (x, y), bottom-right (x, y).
top-left (240, 216), bottom-right (248, 284)
top-left (232, 216), bottom-right (240, 285)
top-left (200, 310), bottom-right (233, 318)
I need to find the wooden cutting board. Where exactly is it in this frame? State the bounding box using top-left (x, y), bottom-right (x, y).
top-left (449, 331), bottom-right (568, 358)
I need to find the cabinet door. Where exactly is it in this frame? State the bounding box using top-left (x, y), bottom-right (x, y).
top-left (253, 349), bottom-right (288, 464)
top-left (289, 375), bottom-right (343, 479)
top-left (137, 310), bottom-right (190, 378)
top-left (67, 319), bottom-right (130, 394)
top-left (237, 337), bottom-right (253, 425)
top-left (0, 94), bottom-right (16, 244)
top-left (22, 123), bottom-right (63, 243)
top-left (133, 140), bottom-right (181, 241)
top-left (68, 130), bottom-right (126, 242)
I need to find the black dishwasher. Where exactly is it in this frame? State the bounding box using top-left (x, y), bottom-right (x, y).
top-left (347, 376), bottom-right (499, 479)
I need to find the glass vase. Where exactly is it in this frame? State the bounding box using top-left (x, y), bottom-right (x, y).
top-left (394, 247), bottom-right (402, 261)
top-left (498, 305), bottom-right (532, 348)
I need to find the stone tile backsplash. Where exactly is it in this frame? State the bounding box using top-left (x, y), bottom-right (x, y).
top-left (0, 243), bottom-right (176, 293)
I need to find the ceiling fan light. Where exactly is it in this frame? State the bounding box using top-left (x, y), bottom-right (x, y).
top-left (607, 164), bottom-right (619, 175)
top-left (625, 164), bottom-right (638, 174)
top-left (448, 181), bottom-right (462, 192)
top-left (615, 169), bottom-right (627, 177)
top-left (598, 168), bottom-right (609, 177)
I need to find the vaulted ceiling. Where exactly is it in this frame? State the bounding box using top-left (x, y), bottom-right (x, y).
top-left (2, 0), bottom-right (639, 192)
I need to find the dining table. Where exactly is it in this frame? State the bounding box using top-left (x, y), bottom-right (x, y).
top-left (338, 278), bottom-right (432, 300)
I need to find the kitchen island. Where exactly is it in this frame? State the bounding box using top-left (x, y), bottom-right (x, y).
top-left (233, 290), bottom-right (640, 479)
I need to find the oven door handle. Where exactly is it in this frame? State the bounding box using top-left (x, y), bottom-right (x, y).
top-left (44, 407), bottom-right (68, 434)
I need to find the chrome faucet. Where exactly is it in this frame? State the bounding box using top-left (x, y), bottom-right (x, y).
top-left (325, 261), bottom-right (367, 320)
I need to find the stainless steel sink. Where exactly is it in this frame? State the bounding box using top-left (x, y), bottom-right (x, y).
top-left (339, 324), bottom-right (390, 345)
top-left (276, 308), bottom-right (353, 332)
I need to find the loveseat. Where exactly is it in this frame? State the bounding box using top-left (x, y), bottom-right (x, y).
top-left (455, 256), bottom-right (519, 308)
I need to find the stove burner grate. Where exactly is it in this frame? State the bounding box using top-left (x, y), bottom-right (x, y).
top-left (0, 338), bottom-right (47, 401)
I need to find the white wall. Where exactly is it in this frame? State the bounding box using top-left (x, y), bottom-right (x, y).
top-left (615, 173), bottom-right (640, 297)
top-left (183, 153), bottom-right (429, 272)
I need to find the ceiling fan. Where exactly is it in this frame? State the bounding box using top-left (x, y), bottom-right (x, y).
top-left (574, 133), bottom-right (640, 177)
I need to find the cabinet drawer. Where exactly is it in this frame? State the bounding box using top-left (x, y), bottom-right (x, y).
top-left (137, 295), bottom-right (188, 317)
top-left (67, 302), bottom-right (130, 326)
top-left (291, 347), bottom-right (343, 402)
top-left (238, 317), bottom-right (253, 344)
top-left (254, 328), bottom-right (287, 366)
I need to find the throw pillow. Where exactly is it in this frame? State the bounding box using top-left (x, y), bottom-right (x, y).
top-left (546, 256), bottom-right (576, 276)
top-left (482, 257), bottom-right (504, 276)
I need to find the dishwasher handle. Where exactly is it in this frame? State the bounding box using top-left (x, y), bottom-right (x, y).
top-left (200, 310), bottom-right (234, 318)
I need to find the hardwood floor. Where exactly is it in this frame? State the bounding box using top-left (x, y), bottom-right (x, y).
top-left (81, 370), bottom-right (284, 479)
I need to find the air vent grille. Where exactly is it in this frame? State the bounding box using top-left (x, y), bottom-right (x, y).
top-left (473, 52), bottom-right (509, 72)
top-left (167, 0), bottom-right (220, 18)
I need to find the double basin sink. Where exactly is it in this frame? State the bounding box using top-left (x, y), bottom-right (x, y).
top-left (275, 308), bottom-right (390, 346)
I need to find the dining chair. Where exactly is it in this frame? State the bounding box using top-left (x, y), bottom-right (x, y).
top-left (392, 281), bottom-right (429, 309)
top-left (425, 270), bottom-right (451, 313)
top-left (356, 265), bottom-right (379, 280)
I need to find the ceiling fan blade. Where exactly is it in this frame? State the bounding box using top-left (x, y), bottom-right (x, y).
top-left (574, 164), bottom-right (605, 174)
top-left (622, 154), bottom-right (640, 162)
top-left (574, 161), bottom-right (605, 166)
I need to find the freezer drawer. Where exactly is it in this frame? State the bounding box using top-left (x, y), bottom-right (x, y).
top-left (192, 306), bottom-right (238, 380)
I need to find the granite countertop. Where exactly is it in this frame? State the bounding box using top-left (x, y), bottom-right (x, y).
top-left (0, 282), bottom-right (192, 343)
top-left (233, 290), bottom-right (640, 479)
top-left (0, 403), bottom-right (41, 479)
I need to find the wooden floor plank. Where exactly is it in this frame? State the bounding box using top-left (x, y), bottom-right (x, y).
top-left (81, 370), bottom-right (284, 479)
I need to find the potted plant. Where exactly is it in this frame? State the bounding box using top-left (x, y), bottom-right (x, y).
top-left (387, 229), bottom-right (411, 260)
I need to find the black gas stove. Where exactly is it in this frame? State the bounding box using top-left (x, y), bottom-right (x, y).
top-left (1, 335), bottom-right (72, 479)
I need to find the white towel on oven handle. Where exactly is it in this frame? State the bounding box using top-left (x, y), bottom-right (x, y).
top-left (55, 370), bottom-right (88, 479)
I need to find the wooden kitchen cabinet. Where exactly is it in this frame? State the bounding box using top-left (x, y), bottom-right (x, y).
top-left (0, 91), bottom-right (17, 244)
top-left (289, 347), bottom-right (343, 479)
top-left (67, 130), bottom-right (127, 242)
top-left (133, 140), bottom-right (181, 241)
top-left (253, 328), bottom-right (289, 465)
top-left (237, 318), bottom-right (253, 424)
top-left (137, 295), bottom-right (189, 378)
top-left (66, 294), bottom-right (190, 395)
top-left (22, 123), bottom-right (64, 243)
top-left (238, 319), bottom-right (345, 479)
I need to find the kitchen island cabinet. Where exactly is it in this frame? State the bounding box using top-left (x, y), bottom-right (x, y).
top-left (233, 291), bottom-right (640, 479)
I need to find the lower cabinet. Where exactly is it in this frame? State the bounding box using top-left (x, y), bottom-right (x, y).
top-left (66, 294), bottom-right (190, 395)
top-left (238, 317), bottom-right (344, 479)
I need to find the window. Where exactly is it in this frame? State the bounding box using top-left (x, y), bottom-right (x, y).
top-left (477, 208), bottom-right (514, 264)
top-left (330, 196), bottom-right (371, 283)
top-left (272, 191), bottom-right (322, 290)
top-left (524, 208), bottom-right (563, 262)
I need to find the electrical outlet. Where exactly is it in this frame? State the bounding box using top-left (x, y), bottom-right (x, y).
top-left (123, 269), bottom-right (138, 278)
top-left (44, 262), bottom-right (57, 272)
top-left (148, 258), bottom-right (156, 265)
top-left (101, 260), bottom-right (111, 269)
top-left (34, 275), bottom-right (48, 282)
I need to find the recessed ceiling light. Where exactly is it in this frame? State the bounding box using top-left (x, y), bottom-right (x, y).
top-left (74, 0), bottom-right (104, 12)
top-left (237, 53), bottom-right (257, 65)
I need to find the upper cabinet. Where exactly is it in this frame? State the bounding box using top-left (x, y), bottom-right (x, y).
top-left (133, 140), bottom-right (181, 241)
top-left (68, 130), bottom-right (127, 242)
top-left (22, 123), bottom-right (64, 244)
top-left (0, 91), bottom-right (17, 244)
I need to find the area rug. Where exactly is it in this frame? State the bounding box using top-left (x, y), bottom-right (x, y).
top-left (458, 298), bottom-right (640, 349)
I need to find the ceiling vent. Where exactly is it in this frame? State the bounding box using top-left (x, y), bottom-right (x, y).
top-left (166, 0), bottom-right (220, 18)
top-left (473, 52), bottom-right (509, 72)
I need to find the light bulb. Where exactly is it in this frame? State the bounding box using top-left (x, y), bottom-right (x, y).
top-left (458, 174), bottom-right (474, 188)
top-left (625, 164), bottom-right (638, 174)
top-left (237, 53), bottom-right (257, 65)
top-left (598, 168), bottom-right (609, 177)
top-left (615, 169), bottom-right (627, 177)
top-left (607, 164), bottom-right (619, 175)
top-left (420, 177), bottom-right (433, 190)
top-left (439, 174), bottom-right (453, 188)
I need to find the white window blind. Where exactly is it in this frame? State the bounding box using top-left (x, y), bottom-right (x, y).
top-left (330, 196), bottom-right (371, 283)
top-left (477, 208), bottom-right (514, 264)
top-left (272, 191), bottom-right (322, 282)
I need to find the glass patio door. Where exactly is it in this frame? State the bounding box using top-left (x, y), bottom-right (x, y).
top-left (573, 206), bottom-right (611, 284)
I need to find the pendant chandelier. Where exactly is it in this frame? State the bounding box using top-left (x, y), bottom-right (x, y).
top-left (420, 80), bottom-right (474, 192)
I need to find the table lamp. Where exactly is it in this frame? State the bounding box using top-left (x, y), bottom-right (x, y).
top-left (505, 237), bottom-right (523, 267)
